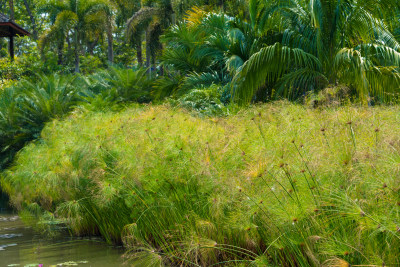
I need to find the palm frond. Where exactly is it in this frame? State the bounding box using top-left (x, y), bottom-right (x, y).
top-left (39, 10), bottom-right (78, 51)
top-left (276, 68), bottom-right (328, 99)
top-left (184, 71), bottom-right (230, 89)
top-left (232, 43), bottom-right (321, 104)
top-left (334, 47), bottom-right (400, 100)
top-left (126, 7), bottom-right (157, 37)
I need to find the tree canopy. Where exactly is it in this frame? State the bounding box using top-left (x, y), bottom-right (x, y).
top-left (1, 0), bottom-right (400, 103)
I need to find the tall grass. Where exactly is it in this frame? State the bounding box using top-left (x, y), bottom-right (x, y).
top-left (0, 68), bottom-right (154, 169)
top-left (2, 102), bottom-right (400, 266)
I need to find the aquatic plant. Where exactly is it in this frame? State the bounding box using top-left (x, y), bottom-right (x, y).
top-left (3, 103), bottom-right (400, 266)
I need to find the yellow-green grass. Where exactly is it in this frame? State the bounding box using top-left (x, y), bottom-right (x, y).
top-left (2, 102), bottom-right (400, 266)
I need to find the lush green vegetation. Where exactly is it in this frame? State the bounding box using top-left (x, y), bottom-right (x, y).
top-left (3, 0), bottom-right (400, 102)
top-left (2, 0), bottom-right (400, 266)
top-left (0, 68), bottom-right (155, 168)
top-left (2, 103), bottom-right (400, 266)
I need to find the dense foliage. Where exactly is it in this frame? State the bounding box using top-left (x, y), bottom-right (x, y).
top-left (0, 68), bottom-right (155, 168)
top-left (1, 0), bottom-right (400, 266)
top-left (3, 104), bottom-right (400, 266)
top-left (2, 0), bottom-right (400, 102)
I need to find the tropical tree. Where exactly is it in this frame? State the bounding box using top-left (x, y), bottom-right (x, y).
top-left (126, 0), bottom-right (174, 73)
top-left (23, 0), bottom-right (38, 40)
top-left (110, 0), bottom-right (142, 65)
top-left (233, 0), bottom-right (400, 103)
top-left (155, 7), bottom-right (265, 99)
top-left (38, 0), bottom-right (114, 72)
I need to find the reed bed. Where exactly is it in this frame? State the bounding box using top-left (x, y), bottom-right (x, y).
top-left (2, 102), bottom-right (400, 266)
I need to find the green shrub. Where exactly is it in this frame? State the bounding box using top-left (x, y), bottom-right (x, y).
top-left (0, 51), bottom-right (63, 81)
top-left (81, 67), bottom-right (154, 111)
top-left (170, 84), bottom-right (229, 116)
top-left (304, 84), bottom-right (353, 108)
top-left (80, 55), bottom-right (107, 74)
top-left (0, 73), bottom-right (81, 168)
top-left (0, 58), bottom-right (25, 81)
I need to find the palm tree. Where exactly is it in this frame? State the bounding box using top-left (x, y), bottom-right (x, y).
top-left (126, 0), bottom-right (174, 74)
top-left (155, 7), bottom-right (264, 98)
top-left (38, 9), bottom-right (77, 66)
top-left (38, 0), bottom-right (114, 72)
top-left (233, 0), bottom-right (400, 103)
top-left (111, 0), bottom-right (142, 65)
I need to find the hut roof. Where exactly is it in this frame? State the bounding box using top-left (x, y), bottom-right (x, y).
top-left (0, 12), bottom-right (30, 37)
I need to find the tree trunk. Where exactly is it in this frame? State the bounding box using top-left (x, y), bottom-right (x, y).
top-left (106, 19), bottom-right (114, 64)
top-left (87, 36), bottom-right (98, 56)
top-left (145, 28), bottom-right (151, 76)
top-left (88, 42), bottom-right (95, 56)
top-left (23, 0), bottom-right (38, 40)
top-left (66, 36), bottom-right (72, 53)
top-left (57, 41), bottom-right (63, 65)
top-left (136, 38), bottom-right (143, 66)
top-left (8, 0), bottom-right (14, 21)
top-left (74, 29), bottom-right (80, 73)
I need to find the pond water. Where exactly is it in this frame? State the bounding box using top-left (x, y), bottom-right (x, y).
top-left (0, 212), bottom-right (125, 267)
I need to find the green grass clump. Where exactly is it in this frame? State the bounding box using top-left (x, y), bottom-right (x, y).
top-left (3, 102), bottom-right (400, 266)
top-left (0, 68), bottom-right (155, 169)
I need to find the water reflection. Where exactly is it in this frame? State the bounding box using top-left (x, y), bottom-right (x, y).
top-left (0, 213), bottom-right (125, 267)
